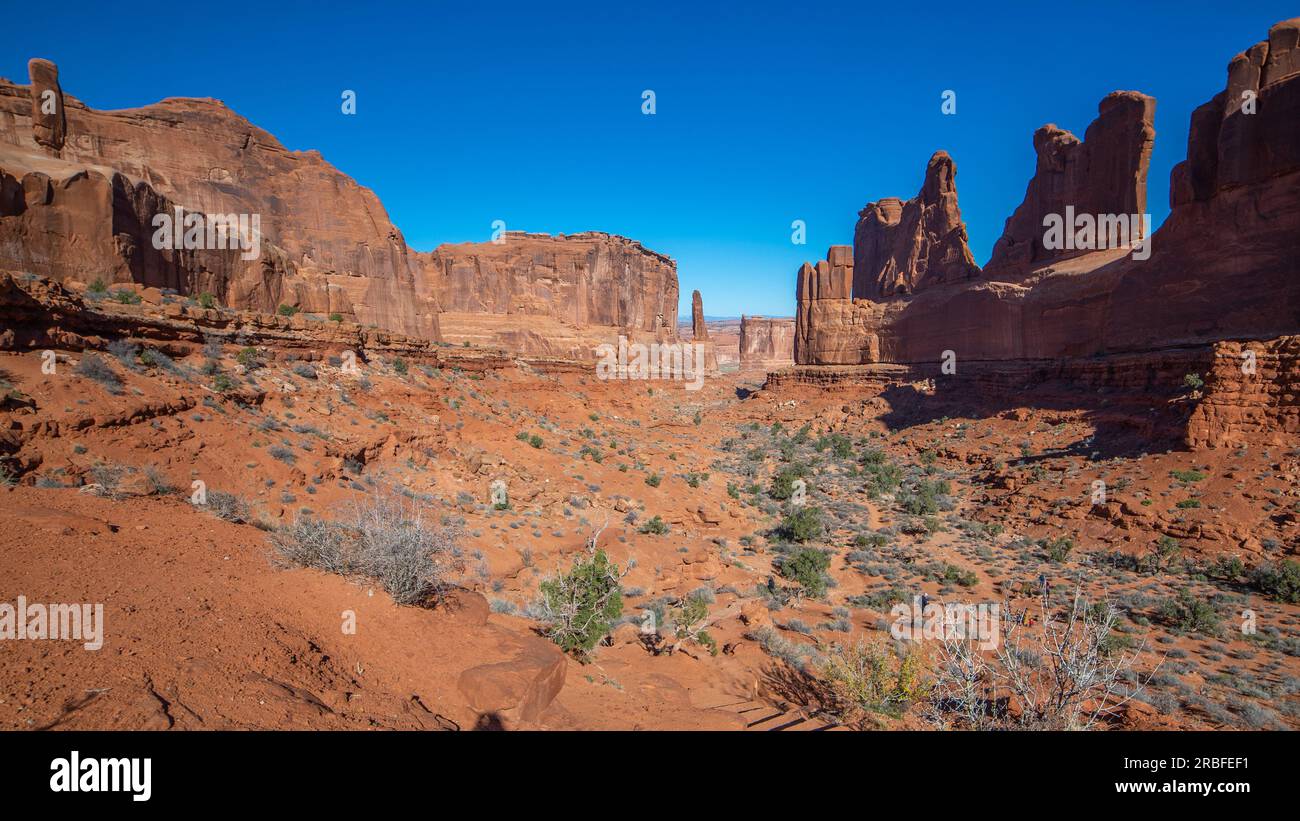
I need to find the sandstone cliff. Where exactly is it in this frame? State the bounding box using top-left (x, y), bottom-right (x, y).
top-left (418, 231), bottom-right (680, 358)
top-left (0, 60), bottom-right (685, 360)
top-left (852, 151), bottom-right (981, 299)
top-left (738, 315), bottom-right (794, 371)
top-left (0, 60), bottom-right (440, 340)
top-left (795, 17), bottom-right (1299, 366)
top-left (789, 18), bottom-right (1300, 448)
top-left (982, 91), bottom-right (1156, 282)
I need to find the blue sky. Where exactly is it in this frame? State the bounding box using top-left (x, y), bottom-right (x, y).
top-left (5, 2), bottom-right (1293, 317)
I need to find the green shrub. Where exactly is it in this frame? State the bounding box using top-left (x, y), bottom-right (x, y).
top-left (1249, 560), bottom-right (1300, 604)
top-left (236, 346), bottom-right (260, 368)
top-left (638, 515), bottom-right (669, 535)
top-left (1158, 588), bottom-right (1220, 634)
top-left (537, 548), bottom-right (623, 659)
top-left (778, 547), bottom-right (831, 597)
top-left (817, 639), bottom-right (927, 722)
top-left (644, 472), bottom-right (661, 487)
top-left (1040, 535), bottom-right (1074, 563)
top-left (769, 465), bottom-right (808, 500)
top-left (328, 312), bottom-right (344, 322)
top-left (777, 506), bottom-right (824, 543)
top-left (277, 304), bottom-right (299, 317)
top-left (197, 292), bottom-right (216, 309)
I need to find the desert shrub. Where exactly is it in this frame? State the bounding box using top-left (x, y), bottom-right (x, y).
top-left (769, 464), bottom-right (808, 500)
top-left (139, 348), bottom-right (179, 373)
top-left (328, 312), bottom-right (343, 322)
top-left (927, 587), bottom-right (1145, 730)
top-left (197, 292), bottom-right (216, 309)
top-left (1249, 560), bottom-right (1300, 604)
top-left (644, 471), bottom-right (661, 487)
top-left (107, 339), bottom-right (139, 370)
top-left (83, 463), bottom-right (125, 497)
top-left (268, 445), bottom-right (297, 465)
top-left (1039, 535), bottom-right (1074, 563)
top-left (73, 354), bottom-right (122, 392)
top-left (536, 534), bottom-right (624, 660)
top-left (748, 625), bottom-right (818, 669)
top-left (1182, 373), bottom-right (1204, 392)
top-left (1158, 588), bottom-right (1220, 635)
top-left (1170, 468), bottom-right (1206, 483)
top-left (111, 289), bottom-right (142, 304)
top-left (528, 434), bottom-right (543, 449)
top-left (236, 347), bottom-right (261, 369)
top-left (638, 515), bottom-right (668, 535)
top-left (87, 278), bottom-right (108, 294)
top-left (349, 491), bottom-right (461, 604)
top-left (776, 505), bottom-right (823, 543)
top-left (292, 363), bottom-right (318, 380)
top-left (862, 458), bottom-right (903, 498)
top-left (847, 587), bottom-right (909, 611)
top-left (391, 357), bottom-right (408, 375)
top-left (778, 547), bottom-right (831, 597)
top-left (212, 373), bottom-right (236, 393)
top-left (668, 590), bottom-right (717, 655)
top-left (277, 304), bottom-right (299, 317)
top-left (818, 639), bottom-right (927, 722)
top-left (273, 490), bottom-right (461, 606)
top-left (206, 490), bottom-right (250, 523)
top-left (143, 465), bottom-right (176, 495)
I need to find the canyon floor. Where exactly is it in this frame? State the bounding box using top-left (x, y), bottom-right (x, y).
top-left (1, 292), bottom-right (1298, 731)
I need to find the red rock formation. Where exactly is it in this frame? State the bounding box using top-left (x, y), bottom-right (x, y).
top-left (795, 18), bottom-right (1299, 371)
top-left (983, 91), bottom-right (1155, 282)
top-left (419, 231), bottom-right (680, 357)
top-left (0, 60), bottom-right (684, 359)
top-left (691, 290), bottom-right (708, 340)
top-left (1186, 336), bottom-right (1300, 449)
top-left (0, 60), bottom-right (439, 339)
top-left (26, 59), bottom-right (64, 152)
top-left (738, 315), bottom-right (794, 371)
top-left (852, 151), bottom-right (980, 299)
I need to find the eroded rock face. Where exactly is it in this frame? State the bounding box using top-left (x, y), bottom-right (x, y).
top-left (794, 18), bottom-right (1299, 371)
top-left (983, 91), bottom-right (1155, 282)
top-left (738, 315), bottom-right (794, 371)
top-left (0, 62), bottom-right (440, 340)
top-left (418, 232), bottom-right (679, 351)
top-left (691, 290), bottom-right (708, 340)
top-left (26, 59), bottom-right (65, 152)
top-left (1187, 336), bottom-right (1300, 449)
top-left (852, 151), bottom-right (980, 299)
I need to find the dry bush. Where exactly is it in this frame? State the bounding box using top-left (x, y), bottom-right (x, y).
top-left (925, 584), bottom-right (1150, 730)
top-left (272, 488), bottom-right (462, 606)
